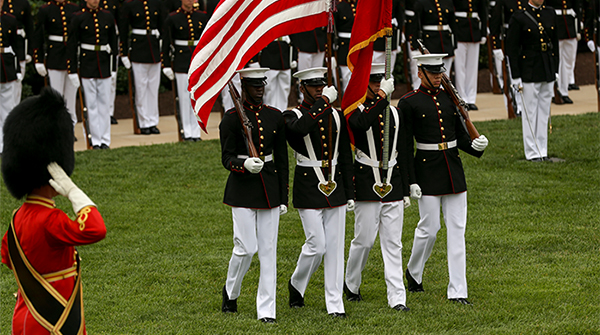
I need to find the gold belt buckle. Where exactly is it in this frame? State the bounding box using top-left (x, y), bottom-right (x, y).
top-left (541, 43), bottom-right (547, 52)
top-left (63, 36), bottom-right (68, 42)
top-left (94, 45), bottom-right (101, 51)
top-left (321, 160), bottom-right (329, 168)
top-left (437, 25), bottom-right (443, 31)
top-left (562, 9), bottom-right (567, 15)
top-left (467, 12), bottom-right (473, 18)
top-left (259, 155), bottom-right (265, 161)
top-left (438, 142), bottom-right (448, 150)
top-left (188, 40), bottom-right (195, 46)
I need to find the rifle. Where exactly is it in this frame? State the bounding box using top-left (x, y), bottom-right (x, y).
top-left (401, 27), bottom-right (413, 91)
top-left (171, 77), bottom-right (184, 142)
top-left (487, 36), bottom-right (502, 94)
top-left (77, 84), bottom-right (93, 150)
top-left (500, 39), bottom-right (517, 119)
top-left (228, 81), bottom-right (259, 158)
top-left (416, 39), bottom-right (480, 140)
top-left (127, 69), bottom-right (141, 134)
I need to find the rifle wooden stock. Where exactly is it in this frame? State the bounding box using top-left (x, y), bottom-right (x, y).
top-left (228, 81), bottom-right (259, 158)
top-left (417, 39), bottom-right (480, 140)
top-left (171, 78), bottom-right (184, 142)
top-left (77, 86), bottom-right (93, 150)
top-left (127, 69), bottom-right (141, 134)
top-left (500, 40), bottom-right (517, 119)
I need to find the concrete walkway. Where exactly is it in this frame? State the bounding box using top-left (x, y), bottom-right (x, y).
top-left (75, 84), bottom-right (598, 151)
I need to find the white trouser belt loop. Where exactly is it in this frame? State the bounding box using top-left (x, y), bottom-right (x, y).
top-left (131, 28), bottom-right (160, 37)
top-left (416, 140), bottom-right (457, 151)
top-left (48, 35), bottom-right (66, 42)
top-left (16, 29), bottom-right (26, 38)
top-left (0, 46), bottom-right (15, 54)
top-left (338, 32), bottom-right (351, 39)
top-left (174, 39), bottom-right (199, 46)
top-left (455, 12), bottom-right (479, 19)
top-left (81, 43), bottom-right (111, 53)
top-left (405, 9), bottom-right (415, 16)
top-left (355, 149), bottom-right (397, 168)
top-left (295, 153), bottom-right (338, 168)
top-left (423, 25), bottom-right (450, 31)
top-left (237, 154), bottom-right (273, 162)
top-left (555, 8), bottom-right (576, 16)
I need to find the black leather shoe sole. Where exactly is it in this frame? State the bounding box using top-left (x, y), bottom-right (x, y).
top-left (288, 280), bottom-right (304, 308)
top-left (329, 312), bottom-right (347, 318)
top-left (221, 285), bottom-right (237, 313)
top-left (139, 128), bottom-right (151, 135)
top-left (393, 304), bottom-right (410, 312)
top-left (260, 317), bottom-right (276, 324)
top-left (343, 282), bottom-right (362, 301)
top-left (405, 269), bottom-right (424, 292)
top-left (562, 96), bottom-right (573, 104)
top-left (449, 298), bottom-right (472, 305)
top-left (149, 126), bottom-right (161, 134)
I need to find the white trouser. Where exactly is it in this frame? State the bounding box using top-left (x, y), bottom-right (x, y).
top-left (339, 65), bottom-right (351, 94)
top-left (225, 207), bottom-right (279, 319)
top-left (48, 69), bottom-right (78, 128)
top-left (454, 42), bottom-right (480, 104)
top-left (494, 58), bottom-right (525, 114)
top-left (13, 60), bottom-right (26, 106)
top-left (221, 63), bottom-right (259, 112)
top-left (557, 38), bottom-right (577, 96)
top-left (442, 57), bottom-right (453, 78)
top-left (291, 206), bottom-right (346, 314)
top-left (0, 81), bottom-right (19, 153)
top-left (131, 62), bottom-right (161, 128)
top-left (81, 77), bottom-right (112, 147)
top-left (521, 81), bottom-right (552, 160)
top-left (407, 192), bottom-right (468, 299)
top-left (110, 63), bottom-right (118, 117)
top-left (175, 73), bottom-right (201, 139)
top-left (372, 50), bottom-right (399, 71)
top-left (264, 69), bottom-right (291, 112)
top-left (345, 201), bottom-right (406, 307)
top-left (409, 50), bottom-right (421, 89)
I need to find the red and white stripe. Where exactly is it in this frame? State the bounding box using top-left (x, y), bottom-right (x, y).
top-left (188, 0), bottom-right (330, 131)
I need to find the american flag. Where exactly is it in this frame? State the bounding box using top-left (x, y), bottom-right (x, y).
top-left (188, 0), bottom-right (331, 131)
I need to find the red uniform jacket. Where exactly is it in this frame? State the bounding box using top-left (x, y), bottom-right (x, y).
top-left (1, 195), bottom-right (106, 335)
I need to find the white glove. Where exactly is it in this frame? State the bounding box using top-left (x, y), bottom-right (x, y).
top-left (492, 48), bottom-right (504, 62)
top-left (576, 33), bottom-right (581, 41)
top-left (16, 72), bottom-right (23, 82)
top-left (401, 32), bottom-right (406, 44)
top-left (162, 67), bottom-right (175, 80)
top-left (471, 134), bottom-right (488, 151)
top-left (35, 63), bottom-right (48, 77)
top-left (243, 157), bottom-right (264, 174)
top-left (279, 204), bottom-right (288, 215)
top-left (512, 77), bottom-right (522, 90)
top-left (346, 199), bottom-right (355, 211)
top-left (410, 184), bottom-right (422, 199)
top-left (322, 85), bottom-right (338, 104)
top-left (290, 60), bottom-right (298, 69)
top-left (121, 56), bottom-right (131, 69)
top-left (68, 73), bottom-right (80, 89)
top-left (379, 77), bottom-right (395, 97)
top-left (403, 196), bottom-right (411, 208)
top-left (588, 40), bottom-right (596, 52)
top-left (25, 54), bottom-right (32, 63)
top-left (480, 37), bottom-right (487, 45)
top-left (47, 162), bottom-right (96, 213)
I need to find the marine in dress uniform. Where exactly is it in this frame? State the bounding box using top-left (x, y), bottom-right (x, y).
top-left (547, 0), bottom-right (581, 103)
top-left (452, 0), bottom-right (488, 110)
top-left (398, 54), bottom-right (488, 305)
top-left (259, 36), bottom-right (296, 112)
top-left (67, 0), bottom-right (118, 149)
top-left (0, 0), bottom-right (23, 154)
top-left (119, 0), bottom-right (165, 134)
top-left (413, 0), bottom-right (457, 76)
top-left (32, 0), bottom-right (82, 130)
top-left (162, 0), bottom-right (208, 141)
top-left (1, 87), bottom-right (107, 335)
top-left (334, 0), bottom-right (356, 93)
top-left (1, 0), bottom-right (32, 106)
top-left (343, 64), bottom-right (410, 312)
top-left (283, 68), bottom-right (354, 317)
top-left (220, 56), bottom-right (261, 113)
top-left (373, 0), bottom-right (404, 70)
top-left (505, 0), bottom-right (558, 161)
top-left (219, 68), bottom-right (289, 324)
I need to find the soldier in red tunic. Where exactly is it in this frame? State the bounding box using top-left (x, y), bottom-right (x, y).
top-left (1, 87), bottom-right (106, 335)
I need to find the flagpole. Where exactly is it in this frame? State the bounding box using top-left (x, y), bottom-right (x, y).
top-left (381, 31), bottom-right (393, 184)
top-left (326, 0), bottom-right (336, 180)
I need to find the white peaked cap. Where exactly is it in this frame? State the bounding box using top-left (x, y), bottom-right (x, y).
top-left (293, 67), bottom-right (327, 81)
top-left (236, 67), bottom-right (270, 79)
top-left (412, 53), bottom-right (448, 66)
top-left (370, 63), bottom-right (386, 75)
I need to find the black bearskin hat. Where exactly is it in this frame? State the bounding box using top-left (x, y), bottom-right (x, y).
top-left (2, 87), bottom-right (75, 199)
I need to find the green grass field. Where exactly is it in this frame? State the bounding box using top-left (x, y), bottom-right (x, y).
top-left (1, 113), bottom-right (599, 334)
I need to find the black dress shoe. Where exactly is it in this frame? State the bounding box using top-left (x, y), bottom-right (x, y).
top-left (100, 144), bottom-right (110, 149)
top-left (467, 103), bottom-right (478, 111)
top-left (449, 298), bottom-right (472, 305)
top-left (527, 157), bottom-right (544, 162)
top-left (194, 137), bottom-right (202, 142)
top-left (562, 96), bottom-right (573, 104)
top-left (149, 126), bottom-right (160, 134)
top-left (221, 285), bottom-right (237, 313)
top-left (392, 304), bottom-right (410, 312)
top-left (111, 116), bottom-right (118, 124)
top-left (92, 145), bottom-right (101, 150)
top-left (328, 312), bottom-right (347, 318)
top-left (140, 128), bottom-right (151, 135)
top-left (259, 317), bottom-right (276, 324)
top-left (405, 269), bottom-right (424, 292)
top-left (343, 282), bottom-right (362, 302)
top-left (288, 280), bottom-right (304, 308)
top-left (568, 84), bottom-right (579, 90)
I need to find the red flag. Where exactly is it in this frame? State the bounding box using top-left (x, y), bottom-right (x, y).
top-left (341, 0), bottom-right (392, 121)
top-left (188, 0), bottom-right (330, 131)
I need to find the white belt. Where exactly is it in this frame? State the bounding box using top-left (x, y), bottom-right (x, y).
top-left (16, 29), bottom-right (26, 38)
top-left (81, 43), bottom-right (111, 53)
top-left (423, 24), bottom-right (450, 31)
top-left (174, 39), bottom-right (199, 46)
top-left (355, 149), bottom-right (397, 168)
top-left (416, 140), bottom-right (457, 151)
top-left (48, 35), bottom-right (66, 42)
top-left (455, 12), bottom-right (479, 19)
top-left (131, 28), bottom-right (160, 37)
top-left (405, 9), bottom-right (415, 16)
top-left (237, 154), bottom-right (273, 162)
top-left (296, 153), bottom-right (338, 168)
top-left (555, 8), bottom-right (576, 16)
top-left (0, 46), bottom-right (14, 54)
top-left (338, 32), bottom-right (351, 39)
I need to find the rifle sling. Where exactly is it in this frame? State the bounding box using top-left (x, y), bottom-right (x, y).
top-left (7, 210), bottom-right (85, 335)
